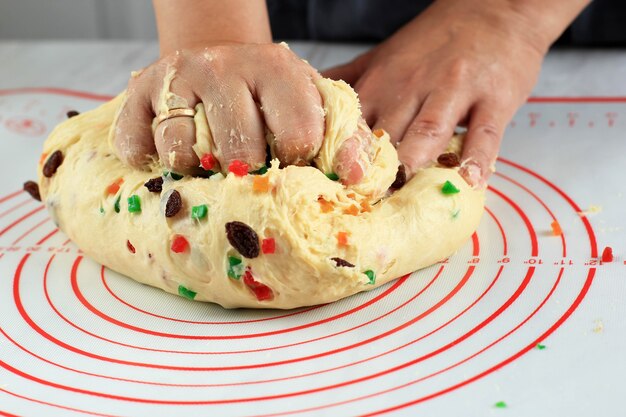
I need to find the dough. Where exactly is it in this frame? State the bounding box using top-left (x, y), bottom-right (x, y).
top-left (38, 78), bottom-right (484, 309)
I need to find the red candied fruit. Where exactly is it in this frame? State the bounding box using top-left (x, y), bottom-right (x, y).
top-left (243, 269), bottom-right (274, 301)
top-left (200, 153), bottom-right (217, 170)
top-left (126, 240), bottom-right (136, 254)
top-left (228, 160), bottom-right (249, 177)
top-left (601, 246), bottom-right (614, 263)
top-left (171, 235), bottom-right (189, 253)
top-left (261, 238), bottom-right (276, 254)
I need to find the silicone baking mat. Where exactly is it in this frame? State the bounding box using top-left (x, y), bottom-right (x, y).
top-left (0, 89), bottom-right (624, 416)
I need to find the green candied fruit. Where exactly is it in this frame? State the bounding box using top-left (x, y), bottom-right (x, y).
top-left (99, 206), bottom-right (105, 215)
top-left (494, 401), bottom-right (507, 409)
top-left (178, 285), bottom-right (197, 300)
top-left (127, 195), bottom-right (141, 213)
top-left (163, 170), bottom-right (184, 180)
top-left (325, 172), bottom-right (340, 181)
top-left (170, 172), bottom-right (184, 180)
top-left (441, 180), bottom-right (460, 195)
top-left (252, 165), bottom-right (268, 175)
top-left (191, 204), bottom-right (208, 220)
top-left (227, 256), bottom-right (244, 279)
top-left (114, 195), bottom-right (121, 213)
top-left (536, 343), bottom-right (546, 350)
top-left (364, 269), bottom-right (376, 285)
top-left (452, 209), bottom-right (461, 219)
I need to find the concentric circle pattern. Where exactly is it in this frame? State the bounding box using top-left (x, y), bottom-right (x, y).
top-left (0, 90), bottom-right (609, 417)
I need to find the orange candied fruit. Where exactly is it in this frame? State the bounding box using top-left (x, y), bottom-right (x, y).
top-left (252, 176), bottom-right (270, 193)
top-left (550, 220), bottom-right (562, 236)
top-left (373, 128), bottom-right (385, 138)
top-left (360, 200), bottom-right (372, 212)
top-left (39, 153), bottom-right (48, 165)
top-left (343, 204), bottom-right (360, 216)
top-left (106, 178), bottom-right (124, 195)
top-left (337, 231), bottom-right (349, 247)
top-left (347, 193), bottom-right (356, 199)
top-left (318, 197), bottom-right (334, 213)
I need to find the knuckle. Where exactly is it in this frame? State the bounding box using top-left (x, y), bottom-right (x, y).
top-left (406, 118), bottom-right (447, 140)
top-left (472, 121), bottom-right (501, 142)
top-left (447, 58), bottom-right (471, 83)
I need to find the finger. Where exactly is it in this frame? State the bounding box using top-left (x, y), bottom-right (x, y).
top-left (333, 120), bottom-right (372, 185)
top-left (396, 91), bottom-right (468, 176)
top-left (256, 62), bottom-right (324, 166)
top-left (459, 102), bottom-right (507, 188)
top-left (153, 77), bottom-right (201, 174)
top-left (371, 97), bottom-right (421, 146)
top-left (111, 75), bottom-right (157, 168)
top-left (321, 61), bottom-right (362, 86)
top-left (203, 84), bottom-right (266, 171)
top-left (154, 115), bottom-right (201, 174)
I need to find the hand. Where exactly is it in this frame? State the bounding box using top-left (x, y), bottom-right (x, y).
top-left (323, 0), bottom-right (551, 187)
top-left (111, 43), bottom-right (366, 183)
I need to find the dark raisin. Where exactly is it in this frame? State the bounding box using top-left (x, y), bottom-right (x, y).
top-left (42, 150), bottom-right (63, 177)
top-left (144, 177), bottom-right (163, 193)
top-left (331, 257), bottom-right (355, 268)
top-left (437, 152), bottom-right (460, 168)
top-left (66, 110), bottom-right (80, 118)
top-left (225, 221), bottom-right (260, 258)
top-left (165, 190), bottom-right (182, 217)
top-left (23, 181), bottom-right (41, 201)
top-left (390, 165), bottom-right (406, 190)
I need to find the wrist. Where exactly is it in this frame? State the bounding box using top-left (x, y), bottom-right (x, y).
top-left (441, 0), bottom-right (589, 53)
top-left (153, 0), bottom-right (272, 57)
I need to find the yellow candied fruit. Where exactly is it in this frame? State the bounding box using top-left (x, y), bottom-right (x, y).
top-left (343, 204), bottom-right (360, 216)
top-left (252, 176), bottom-right (270, 193)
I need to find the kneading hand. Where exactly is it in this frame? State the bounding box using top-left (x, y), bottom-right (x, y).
top-left (323, 0), bottom-right (552, 187)
top-left (111, 43), bottom-right (369, 184)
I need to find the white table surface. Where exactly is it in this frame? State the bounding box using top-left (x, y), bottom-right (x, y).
top-left (0, 42), bottom-right (624, 417)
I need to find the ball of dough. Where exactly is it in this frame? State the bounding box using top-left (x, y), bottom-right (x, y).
top-left (38, 78), bottom-right (484, 309)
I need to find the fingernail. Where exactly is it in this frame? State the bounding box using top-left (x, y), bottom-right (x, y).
top-left (460, 163), bottom-right (483, 188)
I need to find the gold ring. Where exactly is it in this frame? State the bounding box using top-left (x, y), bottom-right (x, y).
top-left (156, 108), bottom-right (196, 124)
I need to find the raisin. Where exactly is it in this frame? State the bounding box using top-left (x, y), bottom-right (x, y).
top-left (144, 177), bottom-right (163, 193)
top-left (165, 190), bottom-right (182, 217)
top-left (42, 150), bottom-right (63, 178)
top-left (437, 152), bottom-right (460, 168)
top-left (66, 110), bottom-right (80, 118)
top-left (331, 257), bottom-right (354, 268)
top-left (225, 221), bottom-right (260, 258)
top-left (23, 181), bottom-right (41, 201)
top-left (390, 165), bottom-right (406, 190)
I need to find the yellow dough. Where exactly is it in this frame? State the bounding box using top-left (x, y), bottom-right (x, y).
top-left (38, 78), bottom-right (484, 309)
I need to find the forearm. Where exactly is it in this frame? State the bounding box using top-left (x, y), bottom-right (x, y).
top-left (503, 0), bottom-right (590, 50)
top-left (427, 0), bottom-right (590, 52)
top-left (153, 0), bottom-right (272, 56)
